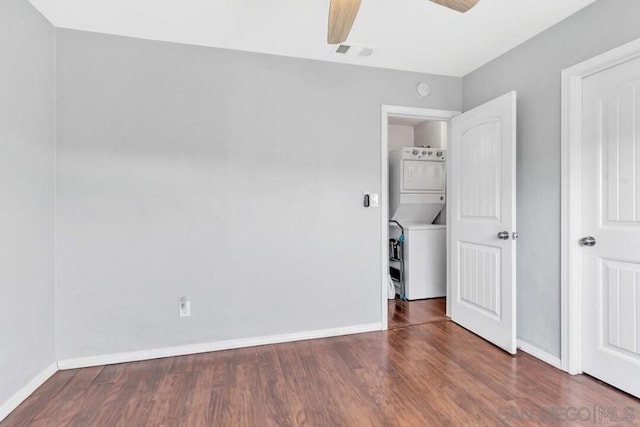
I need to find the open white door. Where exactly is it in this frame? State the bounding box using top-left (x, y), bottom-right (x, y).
top-left (449, 91), bottom-right (517, 354)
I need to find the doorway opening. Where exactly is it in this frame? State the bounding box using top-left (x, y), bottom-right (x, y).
top-left (380, 106), bottom-right (459, 330)
top-left (381, 93), bottom-right (517, 353)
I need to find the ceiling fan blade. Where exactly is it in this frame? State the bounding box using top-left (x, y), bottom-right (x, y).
top-left (327, 0), bottom-right (362, 44)
top-left (430, 0), bottom-right (479, 13)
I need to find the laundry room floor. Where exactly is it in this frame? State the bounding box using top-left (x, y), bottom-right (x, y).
top-left (388, 297), bottom-right (447, 329)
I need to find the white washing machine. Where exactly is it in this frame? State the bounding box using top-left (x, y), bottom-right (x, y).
top-left (389, 222), bottom-right (446, 300)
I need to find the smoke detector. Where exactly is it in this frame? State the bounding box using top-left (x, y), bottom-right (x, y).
top-left (416, 82), bottom-right (431, 98)
top-left (332, 44), bottom-right (374, 58)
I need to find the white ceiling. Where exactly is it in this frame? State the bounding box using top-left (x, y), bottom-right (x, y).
top-left (29, 0), bottom-right (597, 77)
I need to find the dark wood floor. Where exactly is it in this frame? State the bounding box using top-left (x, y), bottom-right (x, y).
top-left (388, 297), bottom-right (447, 329)
top-left (3, 321), bottom-right (639, 426)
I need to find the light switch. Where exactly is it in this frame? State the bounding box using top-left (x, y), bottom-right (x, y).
top-left (369, 193), bottom-right (379, 208)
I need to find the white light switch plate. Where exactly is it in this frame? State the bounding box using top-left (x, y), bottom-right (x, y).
top-left (369, 193), bottom-right (379, 208)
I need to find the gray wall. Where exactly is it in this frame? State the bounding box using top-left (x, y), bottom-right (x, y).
top-left (463, 0), bottom-right (640, 357)
top-left (55, 30), bottom-right (462, 359)
top-left (0, 0), bottom-right (56, 411)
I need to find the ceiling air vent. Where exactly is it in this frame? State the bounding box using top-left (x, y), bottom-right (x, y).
top-left (336, 44), bottom-right (351, 54)
top-left (333, 44), bottom-right (374, 58)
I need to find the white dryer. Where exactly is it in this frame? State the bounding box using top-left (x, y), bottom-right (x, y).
top-left (389, 147), bottom-right (446, 223)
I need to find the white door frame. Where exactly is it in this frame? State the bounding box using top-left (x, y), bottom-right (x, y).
top-left (380, 105), bottom-right (460, 330)
top-left (561, 37), bottom-right (640, 374)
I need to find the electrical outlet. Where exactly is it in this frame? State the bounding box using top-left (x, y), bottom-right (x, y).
top-left (179, 297), bottom-right (191, 318)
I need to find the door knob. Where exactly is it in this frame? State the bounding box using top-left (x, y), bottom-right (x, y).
top-left (497, 231), bottom-right (510, 240)
top-left (580, 236), bottom-right (596, 247)
top-left (512, 232), bottom-right (519, 240)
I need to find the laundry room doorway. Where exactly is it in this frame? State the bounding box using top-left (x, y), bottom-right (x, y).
top-left (381, 92), bottom-right (518, 355)
top-left (381, 106), bottom-right (458, 330)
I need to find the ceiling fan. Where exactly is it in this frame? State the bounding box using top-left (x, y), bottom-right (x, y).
top-left (328, 0), bottom-right (480, 44)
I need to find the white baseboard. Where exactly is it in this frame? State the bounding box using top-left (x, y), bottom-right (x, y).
top-left (0, 362), bottom-right (58, 423)
top-left (517, 340), bottom-right (562, 370)
top-left (58, 323), bottom-right (382, 370)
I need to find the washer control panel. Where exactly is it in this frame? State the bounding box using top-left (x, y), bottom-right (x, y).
top-left (403, 147), bottom-right (446, 160)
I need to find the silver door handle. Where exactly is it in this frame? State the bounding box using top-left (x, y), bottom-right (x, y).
top-left (497, 231), bottom-right (510, 240)
top-left (512, 232), bottom-right (519, 240)
top-left (580, 236), bottom-right (596, 247)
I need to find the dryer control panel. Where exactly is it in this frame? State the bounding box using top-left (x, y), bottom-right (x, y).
top-left (402, 147), bottom-right (446, 161)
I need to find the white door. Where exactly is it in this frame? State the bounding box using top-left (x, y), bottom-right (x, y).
top-left (581, 56), bottom-right (640, 397)
top-left (449, 92), bottom-right (517, 354)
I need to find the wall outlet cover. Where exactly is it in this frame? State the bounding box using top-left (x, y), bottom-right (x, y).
top-left (179, 297), bottom-right (191, 317)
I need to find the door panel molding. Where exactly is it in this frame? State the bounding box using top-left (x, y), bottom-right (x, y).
top-left (561, 36), bottom-right (640, 375)
top-left (458, 241), bottom-right (502, 319)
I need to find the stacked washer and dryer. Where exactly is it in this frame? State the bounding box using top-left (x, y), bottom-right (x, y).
top-left (389, 147), bottom-right (446, 300)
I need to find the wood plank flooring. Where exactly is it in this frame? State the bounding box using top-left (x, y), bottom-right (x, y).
top-left (2, 321), bottom-right (639, 426)
top-left (388, 297), bottom-right (447, 329)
